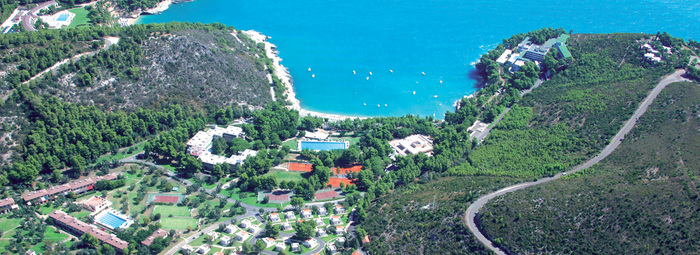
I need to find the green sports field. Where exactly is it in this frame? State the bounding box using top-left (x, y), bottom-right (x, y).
top-left (153, 205), bottom-right (190, 217)
top-left (160, 218), bottom-right (198, 230)
top-left (67, 7), bottom-right (89, 28)
top-left (264, 170), bottom-right (303, 182)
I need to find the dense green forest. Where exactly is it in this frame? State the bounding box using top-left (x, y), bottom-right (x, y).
top-left (479, 82), bottom-right (700, 254)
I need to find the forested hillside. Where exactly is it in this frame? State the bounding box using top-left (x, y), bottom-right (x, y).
top-left (0, 22), bottom-right (276, 181)
top-left (359, 31), bottom-right (695, 254)
top-left (479, 82), bottom-right (700, 254)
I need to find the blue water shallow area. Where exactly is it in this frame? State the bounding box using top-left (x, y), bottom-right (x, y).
top-left (98, 212), bottom-right (127, 228)
top-left (56, 14), bottom-right (69, 22)
top-left (140, 0), bottom-right (700, 119)
top-left (301, 141), bottom-right (347, 151)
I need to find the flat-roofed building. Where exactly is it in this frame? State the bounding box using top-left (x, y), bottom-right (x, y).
top-left (83, 196), bottom-right (112, 213)
top-left (496, 49), bottom-right (513, 64)
top-left (318, 207), bottom-right (327, 215)
top-left (389, 134), bottom-right (434, 157)
top-left (333, 205), bottom-right (345, 214)
top-left (301, 209), bottom-right (313, 219)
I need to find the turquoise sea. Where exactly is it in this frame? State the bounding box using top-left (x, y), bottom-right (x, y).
top-left (140, 0), bottom-right (700, 119)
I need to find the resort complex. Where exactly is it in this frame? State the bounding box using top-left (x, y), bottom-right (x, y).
top-left (496, 34), bottom-right (572, 72)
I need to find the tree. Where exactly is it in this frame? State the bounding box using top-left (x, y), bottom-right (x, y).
top-left (264, 223), bottom-right (280, 238)
top-left (293, 220), bottom-right (317, 240)
top-left (291, 197), bottom-right (304, 209)
top-left (80, 233), bottom-right (100, 249)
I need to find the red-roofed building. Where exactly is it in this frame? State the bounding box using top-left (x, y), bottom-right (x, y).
top-left (0, 198), bottom-right (16, 213)
top-left (22, 189), bottom-right (48, 204)
top-left (82, 196), bottom-right (112, 212)
top-left (48, 210), bottom-right (128, 251)
top-left (22, 173), bottom-right (120, 203)
top-left (141, 229), bottom-right (168, 246)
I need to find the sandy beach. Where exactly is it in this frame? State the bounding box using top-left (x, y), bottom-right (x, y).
top-left (241, 30), bottom-right (366, 121)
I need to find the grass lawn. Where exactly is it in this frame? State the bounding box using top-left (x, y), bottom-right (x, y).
top-left (189, 234), bottom-right (207, 246)
top-left (263, 170), bottom-right (304, 182)
top-left (69, 210), bottom-right (91, 219)
top-left (160, 218), bottom-right (198, 230)
top-left (96, 142), bottom-right (146, 164)
top-left (67, 7), bottom-right (90, 28)
top-left (282, 138), bottom-right (298, 150)
top-left (0, 215), bottom-right (22, 231)
top-left (221, 188), bottom-right (290, 208)
top-left (38, 203), bottom-right (59, 215)
top-left (153, 205), bottom-right (190, 217)
top-left (30, 227), bottom-right (70, 252)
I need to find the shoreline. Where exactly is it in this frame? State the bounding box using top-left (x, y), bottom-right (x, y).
top-left (241, 30), bottom-right (367, 121)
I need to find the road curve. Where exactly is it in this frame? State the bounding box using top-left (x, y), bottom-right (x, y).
top-left (464, 69), bottom-right (690, 255)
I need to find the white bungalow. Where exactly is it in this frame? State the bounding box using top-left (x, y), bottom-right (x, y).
top-left (285, 211), bottom-right (296, 220)
top-left (240, 219), bottom-right (252, 228)
top-left (303, 238), bottom-right (318, 248)
top-left (268, 213), bottom-right (281, 222)
top-left (330, 215), bottom-right (342, 225)
top-left (181, 245), bottom-right (194, 254)
top-left (327, 244), bottom-right (337, 253)
top-left (196, 244), bottom-right (210, 254)
top-left (274, 242), bottom-right (286, 251)
top-left (281, 222), bottom-right (293, 231)
top-left (335, 225), bottom-right (345, 234)
top-left (206, 231), bottom-right (219, 240)
top-left (291, 243), bottom-right (301, 252)
top-left (248, 224), bottom-right (260, 234)
top-left (336, 237), bottom-right (346, 245)
top-left (224, 224), bottom-right (237, 234)
top-left (315, 218), bottom-right (324, 226)
top-left (235, 231), bottom-right (250, 241)
top-left (318, 207), bottom-right (328, 215)
top-left (301, 209), bottom-right (313, 219)
top-left (219, 236), bottom-right (231, 246)
top-left (262, 237), bottom-right (276, 248)
top-left (334, 205), bottom-right (345, 214)
top-left (317, 227), bottom-right (327, 237)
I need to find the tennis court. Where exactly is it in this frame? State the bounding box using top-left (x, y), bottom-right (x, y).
top-left (153, 205), bottom-right (190, 217)
top-left (327, 178), bottom-right (355, 188)
top-left (147, 193), bottom-right (185, 204)
top-left (265, 192), bottom-right (291, 202)
top-left (315, 190), bottom-right (339, 200)
top-left (160, 218), bottom-right (198, 230)
top-left (288, 162), bottom-right (313, 172)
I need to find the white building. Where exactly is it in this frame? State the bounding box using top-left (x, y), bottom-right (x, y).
top-left (334, 205), bottom-right (345, 214)
top-left (281, 222), bottom-right (293, 231)
top-left (316, 228), bottom-right (327, 237)
top-left (206, 231), bottom-right (219, 240)
top-left (303, 238), bottom-right (318, 248)
top-left (181, 245), bottom-right (194, 254)
top-left (291, 243), bottom-right (301, 252)
top-left (262, 237), bottom-right (276, 248)
top-left (318, 207), bottom-right (328, 215)
top-left (235, 231), bottom-right (250, 241)
top-left (240, 219), bottom-right (251, 228)
top-left (389, 134), bottom-right (434, 157)
top-left (327, 244), bottom-right (337, 253)
top-left (268, 213), bottom-right (280, 222)
top-left (219, 236), bottom-right (231, 246)
top-left (285, 211), bottom-right (296, 220)
top-left (196, 244), bottom-right (210, 254)
top-left (301, 209), bottom-right (313, 219)
top-left (330, 215), bottom-right (342, 225)
top-left (336, 237), bottom-right (346, 245)
top-left (275, 242), bottom-right (286, 251)
top-left (335, 226), bottom-right (345, 234)
top-left (225, 224), bottom-right (237, 234)
top-left (496, 49), bottom-right (513, 65)
top-left (315, 218), bottom-right (325, 226)
top-left (248, 224), bottom-right (260, 234)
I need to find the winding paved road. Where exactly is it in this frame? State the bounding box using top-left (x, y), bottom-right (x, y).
top-left (464, 69), bottom-right (691, 255)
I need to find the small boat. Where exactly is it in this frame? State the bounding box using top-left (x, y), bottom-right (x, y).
top-left (422, 72), bottom-right (426, 76)
top-left (390, 69), bottom-right (393, 73)
top-left (366, 77), bottom-right (369, 80)
top-left (434, 95), bottom-right (438, 98)
top-left (384, 104), bottom-right (388, 107)
top-left (369, 72), bottom-right (373, 76)
top-left (312, 74), bottom-right (315, 78)
top-left (377, 104), bottom-right (381, 107)
top-left (308, 68), bottom-right (311, 72)
top-left (413, 91), bottom-right (416, 95)
top-left (439, 80), bottom-right (443, 84)
top-left (363, 103), bottom-right (366, 106)
top-left (353, 70), bottom-right (356, 74)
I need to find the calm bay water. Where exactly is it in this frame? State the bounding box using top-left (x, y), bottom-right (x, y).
top-left (140, 0), bottom-right (700, 118)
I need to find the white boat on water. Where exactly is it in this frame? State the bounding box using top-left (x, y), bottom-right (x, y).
top-left (312, 74), bottom-right (315, 78)
top-left (390, 69), bottom-right (393, 73)
top-left (422, 72), bottom-right (426, 76)
top-left (434, 95), bottom-right (438, 98)
top-left (308, 68), bottom-right (311, 72)
top-left (353, 70), bottom-right (356, 74)
top-left (366, 77), bottom-right (369, 80)
top-left (369, 71), bottom-right (373, 75)
top-left (413, 91), bottom-right (416, 95)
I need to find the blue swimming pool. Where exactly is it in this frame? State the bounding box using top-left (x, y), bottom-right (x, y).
top-left (98, 212), bottom-right (127, 229)
top-left (300, 141), bottom-right (347, 151)
top-left (56, 14), bottom-right (69, 22)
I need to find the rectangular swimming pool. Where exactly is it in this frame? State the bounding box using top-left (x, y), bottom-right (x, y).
top-left (56, 14), bottom-right (70, 22)
top-left (300, 141), bottom-right (347, 151)
top-left (98, 212), bottom-right (127, 229)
